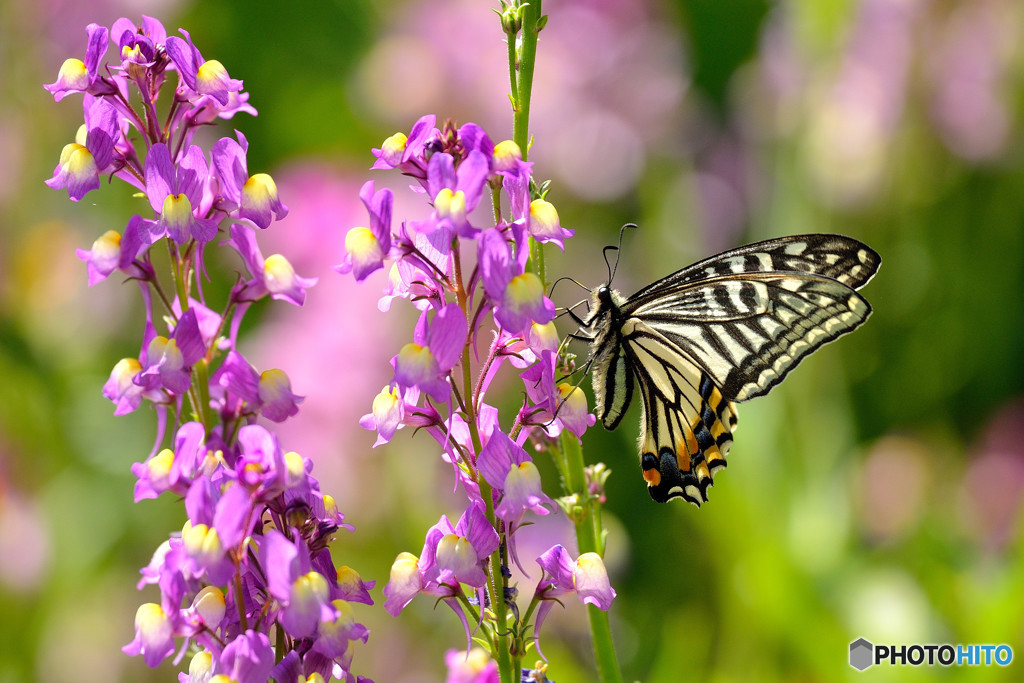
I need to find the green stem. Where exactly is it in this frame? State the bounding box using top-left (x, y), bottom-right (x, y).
top-left (166, 242), bottom-right (214, 431)
top-left (512, 1), bottom-right (541, 159)
top-left (528, 233), bottom-right (546, 286)
top-left (506, 3), bottom-right (619, 679)
top-left (506, 26), bottom-right (519, 110)
top-left (560, 432), bottom-right (622, 682)
top-left (193, 358), bottom-right (214, 431)
top-left (454, 247), bottom-right (515, 683)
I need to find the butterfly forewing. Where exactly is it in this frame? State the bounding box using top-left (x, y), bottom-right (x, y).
top-left (633, 272), bottom-right (873, 401)
top-left (584, 233), bottom-right (879, 505)
top-left (625, 234), bottom-right (880, 306)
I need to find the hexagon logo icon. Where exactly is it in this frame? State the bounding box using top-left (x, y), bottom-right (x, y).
top-left (850, 638), bottom-right (874, 671)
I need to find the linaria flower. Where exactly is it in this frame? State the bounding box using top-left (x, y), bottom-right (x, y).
top-left (166, 29), bottom-right (243, 106)
top-left (144, 142), bottom-right (218, 243)
top-left (122, 602), bottom-right (176, 667)
top-left (478, 429), bottom-right (554, 523)
top-left (45, 96), bottom-right (120, 201)
top-left (392, 303), bottom-right (467, 402)
top-left (423, 150), bottom-right (490, 238)
top-left (212, 132), bottom-right (288, 228)
top-left (229, 223), bottom-right (317, 305)
top-left (44, 23), bottom-right (110, 100)
top-left (261, 529), bottom-right (338, 639)
top-left (371, 114), bottom-right (438, 178)
top-left (335, 180), bottom-right (394, 281)
top-left (532, 545), bottom-right (616, 659)
top-left (480, 228), bottom-right (556, 334)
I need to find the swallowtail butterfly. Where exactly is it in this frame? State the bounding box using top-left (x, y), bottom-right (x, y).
top-left (574, 232), bottom-right (880, 505)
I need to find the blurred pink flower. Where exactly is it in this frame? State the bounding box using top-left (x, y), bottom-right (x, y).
top-left (926, 0), bottom-right (1019, 162)
top-left (857, 435), bottom-right (931, 544)
top-left (355, 0), bottom-right (687, 201)
top-left (0, 473), bottom-right (52, 592)
top-left (245, 163), bottom-right (400, 501)
top-left (803, 0), bottom-right (924, 206)
top-left (960, 398), bottom-right (1024, 549)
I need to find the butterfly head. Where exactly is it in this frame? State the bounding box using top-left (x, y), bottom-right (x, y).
top-left (591, 285), bottom-right (626, 317)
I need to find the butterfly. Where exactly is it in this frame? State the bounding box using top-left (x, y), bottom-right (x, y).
top-left (571, 231), bottom-right (880, 505)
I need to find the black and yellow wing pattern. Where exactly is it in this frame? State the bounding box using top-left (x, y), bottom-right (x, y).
top-left (581, 234), bottom-right (880, 505)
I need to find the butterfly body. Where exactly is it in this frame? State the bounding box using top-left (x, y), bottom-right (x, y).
top-left (579, 233), bottom-right (880, 505)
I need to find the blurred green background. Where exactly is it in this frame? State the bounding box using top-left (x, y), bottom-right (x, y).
top-left (3, 0), bottom-right (1024, 680)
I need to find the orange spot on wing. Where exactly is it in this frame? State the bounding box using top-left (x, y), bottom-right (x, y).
top-left (683, 425), bottom-right (699, 456)
top-left (642, 464), bottom-right (662, 486)
top-left (673, 444), bottom-right (691, 471)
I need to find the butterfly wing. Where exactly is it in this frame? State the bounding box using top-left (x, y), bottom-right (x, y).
top-left (587, 233), bottom-right (879, 504)
top-left (626, 233), bottom-right (880, 298)
top-left (623, 234), bottom-right (879, 401)
top-left (620, 318), bottom-right (737, 504)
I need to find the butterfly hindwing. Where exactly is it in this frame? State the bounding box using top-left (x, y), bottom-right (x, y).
top-left (582, 233), bottom-right (878, 505)
top-left (618, 320), bottom-right (738, 504)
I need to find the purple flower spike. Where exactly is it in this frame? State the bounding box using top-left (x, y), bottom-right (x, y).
top-left (392, 303), bottom-right (467, 402)
top-left (144, 143), bottom-right (217, 243)
top-left (335, 180), bottom-right (394, 281)
top-left (44, 23), bottom-right (109, 101)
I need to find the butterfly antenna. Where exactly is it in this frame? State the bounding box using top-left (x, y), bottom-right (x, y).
top-left (548, 275), bottom-right (592, 299)
top-left (602, 223), bottom-right (638, 284)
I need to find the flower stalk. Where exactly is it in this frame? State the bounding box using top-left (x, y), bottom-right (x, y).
top-left (361, 3), bottom-right (620, 682)
top-left (47, 17), bottom-right (373, 681)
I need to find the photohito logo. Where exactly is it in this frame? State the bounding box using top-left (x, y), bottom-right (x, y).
top-left (849, 638), bottom-right (1013, 671)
